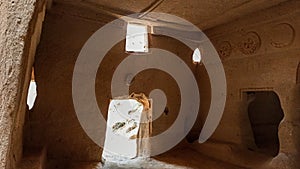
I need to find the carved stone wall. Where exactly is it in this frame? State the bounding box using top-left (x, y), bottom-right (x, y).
top-left (214, 22), bottom-right (297, 60)
top-left (7, 0), bottom-right (298, 168)
top-left (297, 63), bottom-right (300, 84)
top-left (199, 1), bottom-right (300, 168)
top-left (0, 1), bottom-right (46, 169)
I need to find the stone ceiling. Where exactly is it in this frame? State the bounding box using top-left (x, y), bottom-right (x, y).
top-left (54, 0), bottom-right (288, 30)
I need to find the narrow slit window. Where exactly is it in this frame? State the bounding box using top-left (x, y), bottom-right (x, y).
top-left (125, 23), bottom-right (148, 53)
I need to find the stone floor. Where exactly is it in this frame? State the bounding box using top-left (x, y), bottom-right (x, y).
top-left (45, 146), bottom-right (246, 169)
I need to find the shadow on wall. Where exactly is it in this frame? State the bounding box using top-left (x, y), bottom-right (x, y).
top-left (295, 62), bottom-right (300, 160)
top-left (297, 63), bottom-right (300, 84)
top-left (247, 91), bottom-right (284, 157)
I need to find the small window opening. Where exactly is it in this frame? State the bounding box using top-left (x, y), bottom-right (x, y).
top-left (192, 48), bottom-right (201, 64)
top-left (247, 91), bottom-right (284, 157)
top-left (125, 23), bottom-right (148, 53)
top-left (27, 67), bottom-right (37, 110)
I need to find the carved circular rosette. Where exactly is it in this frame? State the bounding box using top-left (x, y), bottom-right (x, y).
top-left (238, 31), bottom-right (261, 55)
top-left (270, 23), bottom-right (295, 48)
top-left (217, 41), bottom-right (232, 60)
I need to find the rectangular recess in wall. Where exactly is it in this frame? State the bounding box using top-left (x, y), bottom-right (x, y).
top-left (239, 87), bottom-right (274, 100)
